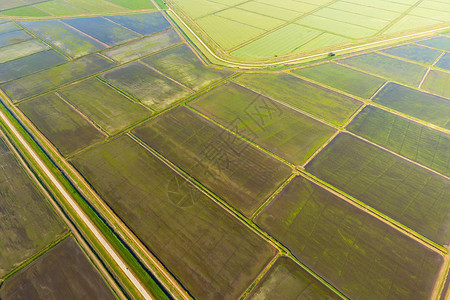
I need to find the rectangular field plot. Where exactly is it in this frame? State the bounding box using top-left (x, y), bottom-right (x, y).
top-left (105, 12), bottom-right (171, 36)
top-left (0, 30), bottom-right (31, 48)
top-left (0, 50), bottom-right (67, 83)
top-left (0, 39), bottom-right (49, 64)
top-left (313, 7), bottom-right (390, 30)
top-left (231, 24), bottom-right (321, 60)
top-left (18, 93), bottom-right (105, 156)
top-left (143, 44), bottom-right (232, 90)
top-left (0, 237), bottom-right (115, 299)
top-left (20, 20), bottom-right (107, 58)
top-left (348, 106), bottom-right (449, 176)
top-left (339, 52), bottom-right (428, 86)
top-left (255, 175), bottom-right (444, 299)
top-left (215, 8), bottom-right (284, 31)
top-left (381, 44), bottom-right (442, 65)
top-left (133, 106), bottom-right (292, 217)
top-left (306, 133), bottom-right (450, 245)
top-left (59, 78), bottom-right (151, 135)
top-left (103, 29), bottom-right (182, 63)
top-left (237, 1), bottom-right (300, 21)
top-left (0, 54), bottom-right (116, 102)
top-left (248, 257), bottom-right (340, 300)
top-left (0, 22), bottom-right (20, 34)
top-left (0, 137), bottom-right (66, 277)
top-left (2, 5), bottom-right (50, 17)
top-left (373, 82), bottom-right (450, 129)
top-left (296, 15), bottom-right (377, 39)
top-left (234, 73), bottom-right (362, 125)
top-left (293, 62), bottom-right (386, 99)
top-left (422, 69), bottom-right (450, 99)
top-left (189, 82), bottom-right (336, 165)
top-left (62, 17), bottom-right (140, 46)
top-left (327, 1), bottom-right (400, 21)
top-left (70, 135), bottom-right (276, 299)
top-left (101, 62), bottom-right (190, 110)
top-left (418, 36), bottom-right (450, 52)
top-left (195, 14), bottom-right (264, 50)
top-left (435, 52), bottom-right (450, 71)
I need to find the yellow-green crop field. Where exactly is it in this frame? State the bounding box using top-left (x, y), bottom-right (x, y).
top-left (167, 0), bottom-right (450, 61)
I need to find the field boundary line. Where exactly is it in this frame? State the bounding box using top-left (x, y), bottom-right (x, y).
top-left (297, 170), bottom-right (447, 254)
top-left (301, 131), bottom-right (339, 169)
top-left (139, 60), bottom-right (195, 92)
top-left (166, 8), bottom-right (450, 68)
top-left (369, 81), bottom-right (389, 100)
top-left (345, 131), bottom-right (449, 180)
top-left (0, 94), bottom-right (154, 300)
top-left (128, 132), bottom-right (288, 254)
top-left (59, 20), bottom-right (111, 48)
top-left (377, 0), bottom-right (426, 36)
top-left (432, 253), bottom-right (450, 300)
top-left (231, 80), bottom-right (339, 128)
top-left (102, 17), bottom-right (144, 37)
top-left (419, 51), bottom-right (447, 88)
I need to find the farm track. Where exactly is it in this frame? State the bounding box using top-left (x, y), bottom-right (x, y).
top-left (0, 93), bottom-right (154, 300)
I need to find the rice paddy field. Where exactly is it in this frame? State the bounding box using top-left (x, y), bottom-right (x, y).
top-left (0, 2), bottom-right (449, 300)
top-left (166, 0), bottom-right (450, 61)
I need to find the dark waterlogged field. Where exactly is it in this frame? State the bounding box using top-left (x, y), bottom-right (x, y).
top-left (306, 133), bottom-right (450, 245)
top-left (71, 135), bottom-right (276, 299)
top-left (0, 237), bottom-right (116, 299)
top-left (0, 137), bottom-right (66, 277)
top-left (133, 106), bottom-right (292, 217)
top-left (189, 82), bottom-right (335, 165)
top-left (256, 176), bottom-right (444, 299)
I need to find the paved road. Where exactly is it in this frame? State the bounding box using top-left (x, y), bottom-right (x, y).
top-left (0, 105), bottom-right (153, 300)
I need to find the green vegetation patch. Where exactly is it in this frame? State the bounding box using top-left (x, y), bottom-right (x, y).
top-left (195, 14), bottom-right (265, 50)
top-left (59, 78), bottom-right (151, 135)
top-left (0, 50), bottom-right (67, 84)
top-left (101, 61), bottom-right (190, 110)
top-left (293, 62), bottom-right (386, 99)
top-left (21, 20), bottom-right (107, 58)
top-left (373, 82), bottom-right (450, 129)
top-left (0, 54), bottom-right (116, 102)
top-left (2, 5), bottom-right (50, 17)
top-left (422, 69), bottom-right (450, 99)
top-left (235, 73), bottom-right (362, 125)
top-left (0, 237), bottom-right (116, 299)
top-left (143, 44), bottom-right (232, 90)
top-left (18, 93), bottom-right (105, 156)
top-left (306, 133), bottom-right (450, 245)
top-left (216, 7), bottom-right (284, 31)
top-left (0, 30), bottom-right (32, 48)
top-left (381, 44), bottom-right (442, 65)
top-left (348, 106), bottom-right (450, 176)
top-left (255, 175), bottom-right (444, 299)
top-left (435, 52), bottom-right (450, 71)
top-left (33, 0), bottom-right (88, 16)
top-left (189, 82), bottom-right (335, 165)
top-left (418, 36), bottom-right (450, 52)
top-left (107, 0), bottom-right (155, 10)
top-left (236, 1), bottom-right (299, 21)
top-left (0, 137), bottom-right (66, 277)
top-left (248, 257), bottom-right (340, 300)
top-left (133, 106), bottom-right (292, 217)
top-left (71, 135), bottom-right (276, 299)
top-left (339, 52), bottom-right (428, 86)
top-left (103, 29), bottom-right (182, 63)
top-left (313, 7), bottom-right (390, 30)
top-left (0, 39), bottom-right (49, 64)
top-left (231, 24), bottom-right (321, 60)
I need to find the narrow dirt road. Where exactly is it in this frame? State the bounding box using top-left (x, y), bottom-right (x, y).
top-left (0, 106), bottom-right (153, 300)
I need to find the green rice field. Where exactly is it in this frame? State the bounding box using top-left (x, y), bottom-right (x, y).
top-left (348, 106), bottom-right (449, 176)
top-left (306, 133), bottom-right (450, 246)
top-left (248, 257), bottom-right (340, 300)
top-left (18, 93), bottom-right (106, 156)
top-left (59, 78), bottom-right (151, 135)
top-left (189, 82), bottom-right (336, 165)
top-left (373, 82), bottom-right (450, 129)
top-left (235, 73), bottom-right (362, 125)
top-left (256, 175), bottom-right (444, 299)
